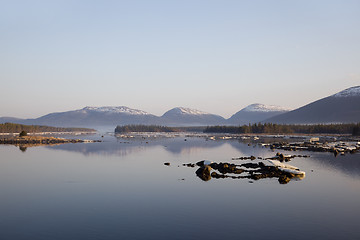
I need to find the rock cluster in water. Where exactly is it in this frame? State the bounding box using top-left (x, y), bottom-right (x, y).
top-left (184, 158), bottom-right (305, 184)
top-left (263, 141), bottom-right (360, 157)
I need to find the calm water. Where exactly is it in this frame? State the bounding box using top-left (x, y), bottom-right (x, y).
top-left (1, 134), bottom-right (360, 240)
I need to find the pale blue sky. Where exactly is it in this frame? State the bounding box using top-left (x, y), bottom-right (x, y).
top-left (1, 0), bottom-right (359, 118)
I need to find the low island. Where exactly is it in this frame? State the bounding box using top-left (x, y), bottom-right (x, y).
top-left (0, 123), bottom-right (99, 147)
top-left (0, 135), bottom-right (96, 145)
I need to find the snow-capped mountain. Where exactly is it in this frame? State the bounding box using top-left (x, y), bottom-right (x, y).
top-left (265, 86), bottom-right (360, 124)
top-left (82, 106), bottom-right (150, 115)
top-left (162, 107), bottom-right (226, 126)
top-left (331, 86), bottom-right (360, 98)
top-left (0, 106), bottom-right (226, 128)
top-left (227, 104), bottom-right (290, 125)
top-left (242, 103), bottom-right (291, 112)
top-left (21, 106), bottom-right (161, 128)
top-left (166, 107), bottom-right (209, 115)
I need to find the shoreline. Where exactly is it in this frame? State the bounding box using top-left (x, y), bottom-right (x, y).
top-left (114, 131), bottom-right (359, 139)
top-left (0, 131), bottom-right (97, 136)
top-left (0, 135), bottom-right (100, 146)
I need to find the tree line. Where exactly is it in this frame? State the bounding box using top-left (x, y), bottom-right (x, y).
top-left (204, 123), bottom-right (360, 135)
top-left (0, 123), bottom-right (95, 133)
top-left (115, 125), bottom-right (180, 133)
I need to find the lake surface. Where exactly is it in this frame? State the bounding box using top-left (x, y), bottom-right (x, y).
top-left (1, 134), bottom-right (360, 240)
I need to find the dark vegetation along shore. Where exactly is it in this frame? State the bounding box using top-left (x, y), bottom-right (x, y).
top-left (204, 123), bottom-right (360, 135)
top-left (115, 123), bottom-right (360, 135)
top-left (0, 136), bottom-right (99, 145)
top-left (0, 123), bottom-right (96, 133)
top-left (114, 125), bottom-right (205, 133)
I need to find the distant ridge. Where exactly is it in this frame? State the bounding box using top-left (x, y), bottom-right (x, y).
top-left (0, 106), bottom-right (226, 128)
top-left (30, 106), bottom-right (160, 127)
top-left (227, 103), bottom-right (290, 125)
top-left (82, 106), bottom-right (150, 115)
top-left (241, 103), bottom-right (291, 112)
top-left (264, 86), bottom-right (360, 124)
top-left (161, 107), bottom-right (226, 126)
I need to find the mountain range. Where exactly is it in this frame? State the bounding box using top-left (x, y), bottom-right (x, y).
top-left (1, 86), bottom-right (359, 129)
top-left (0, 105), bottom-right (285, 129)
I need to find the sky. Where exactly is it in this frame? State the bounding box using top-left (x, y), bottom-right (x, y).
top-left (1, 0), bottom-right (359, 119)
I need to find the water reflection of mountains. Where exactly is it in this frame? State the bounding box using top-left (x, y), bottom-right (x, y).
top-left (46, 137), bottom-right (235, 156)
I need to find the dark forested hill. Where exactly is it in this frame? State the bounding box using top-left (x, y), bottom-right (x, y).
top-left (264, 86), bottom-right (360, 124)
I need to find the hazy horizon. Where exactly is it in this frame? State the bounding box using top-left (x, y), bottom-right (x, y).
top-left (1, 0), bottom-right (359, 119)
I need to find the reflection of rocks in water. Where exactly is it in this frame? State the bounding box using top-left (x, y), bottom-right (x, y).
top-left (19, 146), bottom-right (27, 152)
top-left (265, 152), bottom-right (310, 162)
top-left (189, 159), bottom-right (305, 184)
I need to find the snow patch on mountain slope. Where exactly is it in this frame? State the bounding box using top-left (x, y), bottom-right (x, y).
top-left (83, 106), bottom-right (150, 115)
top-left (170, 107), bottom-right (210, 115)
top-left (242, 104), bottom-right (291, 112)
top-left (332, 86), bottom-right (360, 97)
